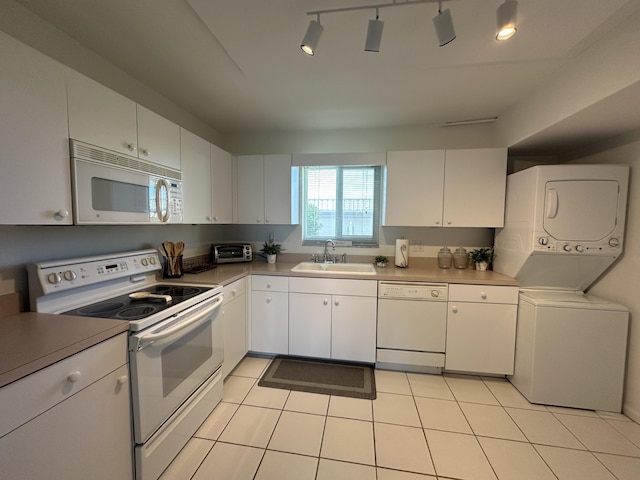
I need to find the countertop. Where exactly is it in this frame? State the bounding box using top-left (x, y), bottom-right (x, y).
top-left (0, 313), bottom-right (129, 388)
top-left (171, 257), bottom-right (519, 288)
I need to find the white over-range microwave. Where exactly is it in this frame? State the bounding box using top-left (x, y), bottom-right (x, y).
top-left (70, 139), bottom-right (183, 224)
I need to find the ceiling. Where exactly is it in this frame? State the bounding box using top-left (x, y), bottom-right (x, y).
top-left (12, 0), bottom-right (640, 154)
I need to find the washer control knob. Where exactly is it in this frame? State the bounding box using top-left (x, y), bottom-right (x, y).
top-left (431, 290), bottom-right (440, 298)
top-left (538, 237), bottom-right (548, 246)
top-left (63, 270), bottom-right (77, 281)
top-left (608, 238), bottom-right (621, 247)
top-left (575, 245), bottom-right (584, 253)
top-left (563, 244), bottom-right (572, 252)
top-left (47, 272), bottom-right (62, 284)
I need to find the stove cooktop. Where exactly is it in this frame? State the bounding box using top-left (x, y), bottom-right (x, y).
top-left (62, 284), bottom-right (213, 320)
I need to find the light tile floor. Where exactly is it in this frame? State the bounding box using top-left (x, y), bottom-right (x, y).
top-left (160, 356), bottom-right (640, 480)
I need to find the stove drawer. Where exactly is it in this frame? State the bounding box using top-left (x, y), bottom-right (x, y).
top-left (0, 333), bottom-right (127, 437)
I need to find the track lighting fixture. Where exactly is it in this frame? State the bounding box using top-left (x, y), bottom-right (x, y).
top-left (300, 15), bottom-right (324, 56)
top-left (496, 0), bottom-right (518, 41)
top-left (300, 0), bottom-right (519, 56)
top-left (432, 1), bottom-right (456, 47)
top-left (364, 9), bottom-right (384, 52)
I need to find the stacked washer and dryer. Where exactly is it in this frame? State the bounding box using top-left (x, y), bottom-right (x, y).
top-left (494, 164), bottom-right (630, 412)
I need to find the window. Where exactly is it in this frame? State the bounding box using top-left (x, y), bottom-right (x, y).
top-left (302, 165), bottom-right (381, 246)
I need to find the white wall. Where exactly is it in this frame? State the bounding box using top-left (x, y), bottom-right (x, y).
top-left (566, 132), bottom-right (640, 422)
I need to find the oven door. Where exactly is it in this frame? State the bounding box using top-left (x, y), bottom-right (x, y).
top-left (129, 294), bottom-right (223, 443)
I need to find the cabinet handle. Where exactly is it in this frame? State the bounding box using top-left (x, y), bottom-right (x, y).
top-left (435, 220), bottom-right (440, 225)
top-left (127, 143), bottom-right (137, 152)
top-left (67, 371), bottom-right (82, 383)
top-left (257, 218), bottom-right (263, 223)
top-left (323, 298), bottom-right (329, 306)
top-left (266, 296), bottom-right (272, 303)
top-left (481, 292), bottom-right (487, 300)
top-left (447, 220), bottom-right (452, 225)
top-left (451, 306), bottom-right (458, 314)
top-left (232, 288), bottom-right (237, 297)
top-left (117, 375), bottom-right (128, 385)
top-left (142, 148), bottom-right (151, 156)
top-left (54, 209), bottom-right (69, 220)
top-left (265, 218), bottom-right (271, 223)
top-left (213, 216), bottom-right (218, 222)
top-left (334, 299), bottom-right (340, 307)
top-left (266, 282), bottom-right (272, 288)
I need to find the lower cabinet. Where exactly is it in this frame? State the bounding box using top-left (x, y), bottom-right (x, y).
top-left (222, 278), bottom-right (248, 377)
top-left (0, 334), bottom-right (133, 480)
top-left (250, 275), bottom-right (289, 355)
top-left (289, 277), bottom-right (377, 363)
top-left (445, 284), bottom-right (518, 375)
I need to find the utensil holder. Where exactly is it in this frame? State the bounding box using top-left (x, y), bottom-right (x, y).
top-left (163, 255), bottom-right (183, 278)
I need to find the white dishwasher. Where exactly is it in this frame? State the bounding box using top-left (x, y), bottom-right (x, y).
top-left (377, 282), bottom-right (448, 373)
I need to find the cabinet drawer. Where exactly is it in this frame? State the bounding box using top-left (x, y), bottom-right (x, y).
top-left (251, 275), bottom-right (288, 292)
top-left (223, 278), bottom-right (247, 303)
top-left (289, 277), bottom-right (377, 297)
top-left (448, 284), bottom-right (518, 304)
top-left (0, 333), bottom-right (127, 437)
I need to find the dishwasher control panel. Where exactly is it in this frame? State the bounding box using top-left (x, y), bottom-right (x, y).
top-left (378, 282), bottom-right (448, 301)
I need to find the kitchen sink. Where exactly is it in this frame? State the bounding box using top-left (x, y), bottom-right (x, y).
top-left (291, 262), bottom-right (377, 275)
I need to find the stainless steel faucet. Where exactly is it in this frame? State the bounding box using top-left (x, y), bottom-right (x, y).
top-left (323, 239), bottom-right (336, 262)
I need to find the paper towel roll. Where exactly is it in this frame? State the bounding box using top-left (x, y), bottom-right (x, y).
top-left (395, 239), bottom-right (409, 268)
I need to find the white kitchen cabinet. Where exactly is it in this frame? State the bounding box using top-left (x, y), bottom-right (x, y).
top-left (442, 148), bottom-right (507, 227)
top-left (222, 278), bottom-right (248, 377)
top-left (0, 334), bottom-right (132, 480)
top-left (383, 148), bottom-right (507, 228)
top-left (181, 128), bottom-right (212, 224)
top-left (67, 71), bottom-right (180, 170)
top-left (236, 154), bottom-right (298, 225)
top-left (289, 277), bottom-right (377, 363)
top-left (445, 284), bottom-right (518, 375)
top-left (211, 143), bottom-right (233, 223)
top-left (136, 105), bottom-right (181, 170)
top-left (383, 150), bottom-right (445, 226)
top-left (0, 32), bottom-right (72, 225)
top-left (250, 275), bottom-right (289, 354)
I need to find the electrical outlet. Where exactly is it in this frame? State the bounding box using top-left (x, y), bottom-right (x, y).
top-left (268, 233), bottom-right (274, 243)
top-left (411, 240), bottom-right (424, 252)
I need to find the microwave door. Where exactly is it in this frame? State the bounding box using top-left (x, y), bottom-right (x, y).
top-left (73, 159), bottom-right (151, 224)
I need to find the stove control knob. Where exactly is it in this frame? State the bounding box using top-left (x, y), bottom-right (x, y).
top-left (563, 244), bottom-right (572, 252)
top-left (575, 245), bottom-right (584, 253)
top-left (431, 290), bottom-right (440, 298)
top-left (47, 272), bottom-right (62, 284)
top-left (63, 270), bottom-right (77, 281)
top-left (538, 237), bottom-right (548, 246)
top-left (149, 256), bottom-right (157, 265)
top-left (609, 238), bottom-right (620, 248)
top-left (141, 258), bottom-right (149, 266)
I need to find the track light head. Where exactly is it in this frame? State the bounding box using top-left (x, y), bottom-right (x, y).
top-left (432, 7), bottom-right (456, 47)
top-left (496, 0), bottom-right (518, 41)
top-left (301, 18), bottom-right (324, 55)
top-left (365, 10), bottom-right (384, 52)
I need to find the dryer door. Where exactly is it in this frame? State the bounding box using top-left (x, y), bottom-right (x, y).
top-left (543, 180), bottom-right (620, 241)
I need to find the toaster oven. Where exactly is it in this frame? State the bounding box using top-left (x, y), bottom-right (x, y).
top-left (212, 244), bottom-right (253, 263)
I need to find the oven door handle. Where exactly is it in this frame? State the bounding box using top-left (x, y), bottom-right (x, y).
top-left (134, 295), bottom-right (223, 351)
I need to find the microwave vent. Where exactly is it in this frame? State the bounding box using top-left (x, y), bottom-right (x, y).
top-left (70, 139), bottom-right (181, 180)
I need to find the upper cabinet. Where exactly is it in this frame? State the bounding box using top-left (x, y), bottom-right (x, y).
top-left (210, 143), bottom-right (233, 224)
top-left (67, 72), bottom-right (180, 170)
top-left (0, 33), bottom-right (72, 225)
top-left (181, 129), bottom-right (212, 224)
top-left (383, 148), bottom-right (507, 228)
top-left (235, 154), bottom-right (299, 225)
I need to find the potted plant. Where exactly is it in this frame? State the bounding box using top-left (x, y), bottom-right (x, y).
top-left (469, 247), bottom-right (494, 271)
top-left (260, 241), bottom-right (283, 264)
top-left (374, 255), bottom-right (389, 267)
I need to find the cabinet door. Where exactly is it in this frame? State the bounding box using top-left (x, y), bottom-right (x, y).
top-left (211, 143), bottom-right (233, 223)
top-left (0, 33), bottom-right (72, 224)
top-left (136, 105), bottom-right (181, 170)
top-left (236, 155), bottom-right (265, 224)
top-left (332, 296), bottom-right (377, 363)
top-left (251, 291), bottom-right (288, 354)
top-left (383, 150), bottom-right (445, 226)
top-left (0, 365), bottom-right (133, 480)
top-left (443, 148), bottom-right (507, 227)
top-left (223, 280), bottom-right (247, 377)
top-left (445, 302), bottom-right (517, 375)
top-left (181, 129), bottom-right (212, 224)
top-left (289, 293), bottom-right (331, 358)
top-left (66, 70), bottom-right (138, 156)
top-left (264, 154), bottom-right (295, 224)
